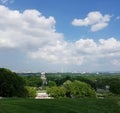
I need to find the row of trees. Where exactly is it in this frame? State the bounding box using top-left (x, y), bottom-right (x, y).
top-left (22, 74), bottom-right (120, 95)
top-left (0, 68), bottom-right (95, 98)
top-left (0, 68), bottom-right (120, 98)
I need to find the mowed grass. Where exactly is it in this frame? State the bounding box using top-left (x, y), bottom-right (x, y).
top-left (0, 98), bottom-right (120, 113)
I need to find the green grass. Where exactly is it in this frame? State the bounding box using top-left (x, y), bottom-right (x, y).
top-left (0, 98), bottom-right (120, 113)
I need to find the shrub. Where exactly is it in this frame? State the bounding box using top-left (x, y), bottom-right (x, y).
top-left (46, 86), bottom-right (66, 98)
top-left (25, 86), bottom-right (37, 98)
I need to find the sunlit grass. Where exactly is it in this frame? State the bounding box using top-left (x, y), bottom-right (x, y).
top-left (0, 98), bottom-right (120, 113)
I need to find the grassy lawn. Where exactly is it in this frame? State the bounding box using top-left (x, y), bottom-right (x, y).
top-left (0, 98), bottom-right (120, 113)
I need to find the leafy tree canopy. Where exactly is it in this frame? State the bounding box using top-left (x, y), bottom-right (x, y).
top-left (0, 68), bottom-right (27, 97)
top-left (47, 80), bottom-right (96, 98)
top-left (47, 86), bottom-right (66, 98)
top-left (70, 80), bottom-right (96, 98)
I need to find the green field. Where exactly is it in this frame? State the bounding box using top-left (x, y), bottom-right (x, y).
top-left (0, 98), bottom-right (120, 113)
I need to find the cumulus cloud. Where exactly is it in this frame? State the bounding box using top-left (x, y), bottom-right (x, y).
top-left (72, 11), bottom-right (111, 32)
top-left (0, 5), bottom-right (120, 71)
top-left (0, 5), bottom-right (63, 50)
top-left (29, 37), bottom-right (120, 66)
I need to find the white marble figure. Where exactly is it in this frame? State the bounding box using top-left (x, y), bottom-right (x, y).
top-left (41, 72), bottom-right (47, 86)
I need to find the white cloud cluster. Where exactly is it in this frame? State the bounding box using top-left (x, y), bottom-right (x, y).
top-left (0, 5), bottom-right (63, 50)
top-left (29, 37), bottom-right (120, 66)
top-left (72, 11), bottom-right (111, 32)
top-left (0, 5), bottom-right (120, 71)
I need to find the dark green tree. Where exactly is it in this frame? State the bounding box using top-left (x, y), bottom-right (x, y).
top-left (96, 78), bottom-right (120, 94)
top-left (63, 80), bottom-right (73, 97)
top-left (48, 80), bottom-right (57, 87)
top-left (108, 78), bottom-right (120, 94)
top-left (23, 76), bottom-right (42, 87)
top-left (0, 68), bottom-right (27, 97)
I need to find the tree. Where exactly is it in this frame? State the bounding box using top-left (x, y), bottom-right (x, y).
top-left (0, 68), bottom-right (27, 97)
top-left (23, 76), bottom-right (42, 87)
top-left (63, 80), bottom-right (73, 97)
top-left (46, 86), bottom-right (66, 98)
top-left (96, 78), bottom-right (120, 94)
top-left (48, 80), bottom-right (57, 87)
top-left (71, 80), bottom-right (96, 98)
top-left (108, 78), bottom-right (120, 94)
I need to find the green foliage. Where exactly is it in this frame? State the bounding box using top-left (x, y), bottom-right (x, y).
top-left (96, 78), bottom-right (120, 94)
top-left (70, 80), bottom-right (96, 98)
top-left (23, 76), bottom-right (42, 87)
top-left (108, 78), bottom-right (120, 94)
top-left (46, 73), bottom-right (96, 89)
top-left (25, 86), bottom-right (36, 98)
top-left (63, 80), bottom-right (73, 97)
top-left (63, 80), bottom-right (96, 98)
top-left (46, 86), bottom-right (66, 98)
top-left (20, 72), bottom-right (120, 95)
top-left (47, 80), bottom-right (96, 98)
top-left (0, 68), bottom-right (27, 97)
top-left (48, 80), bottom-right (57, 87)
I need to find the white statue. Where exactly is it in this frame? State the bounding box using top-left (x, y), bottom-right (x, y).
top-left (41, 72), bottom-right (47, 86)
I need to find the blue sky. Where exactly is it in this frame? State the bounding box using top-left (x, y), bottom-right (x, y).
top-left (0, 0), bottom-right (120, 72)
top-left (9, 0), bottom-right (120, 40)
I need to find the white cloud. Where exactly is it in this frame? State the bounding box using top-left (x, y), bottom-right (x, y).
top-left (91, 22), bottom-right (108, 32)
top-left (72, 11), bottom-right (111, 32)
top-left (0, 5), bottom-right (63, 50)
top-left (0, 5), bottom-right (120, 71)
top-left (29, 37), bottom-right (120, 66)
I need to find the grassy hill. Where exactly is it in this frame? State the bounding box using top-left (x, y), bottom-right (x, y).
top-left (0, 98), bottom-right (120, 113)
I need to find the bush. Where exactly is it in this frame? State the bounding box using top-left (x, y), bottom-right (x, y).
top-left (25, 86), bottom-right (37, 98)
top-left (46, 86), bottom-right (66, 98)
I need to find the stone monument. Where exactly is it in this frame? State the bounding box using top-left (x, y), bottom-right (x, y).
top-left (41, 72), bottom-right (47, 86)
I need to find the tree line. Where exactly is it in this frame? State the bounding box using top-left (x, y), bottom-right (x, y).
top-left (0, 68), bottom-right (120, 98)
top-left (22, 73), bottom-right (120, 95)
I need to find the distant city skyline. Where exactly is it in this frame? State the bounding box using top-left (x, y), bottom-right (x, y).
top-left (0, 0), bottom-right (120, 72)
